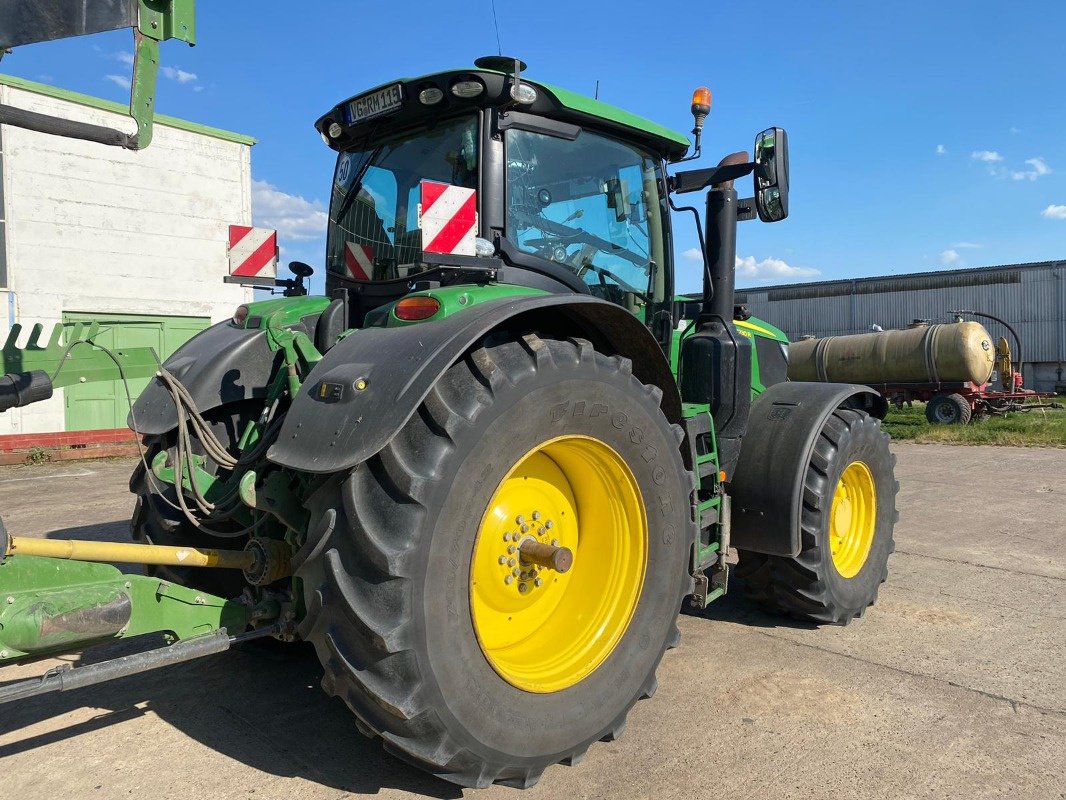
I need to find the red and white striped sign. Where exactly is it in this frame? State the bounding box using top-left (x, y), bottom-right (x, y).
top-left (344, 242), bottom-right (374, 281)
top-left (228, 225), bottom-right (278, 279)
top-left (419, 181), bottom-right (477, 256)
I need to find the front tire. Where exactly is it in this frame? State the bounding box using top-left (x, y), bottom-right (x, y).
top-left (296, 334), bottom-right (691, 788)
top-left (736, 408), bottom-right (897, 624)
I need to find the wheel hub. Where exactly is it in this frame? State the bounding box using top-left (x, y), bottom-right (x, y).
top-left (828, 460), bottom-right (877, 579)
top-left (492, 512), bottom-right (568, 594)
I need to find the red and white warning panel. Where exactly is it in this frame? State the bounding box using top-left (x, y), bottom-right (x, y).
top-left (227, 225), bottom-right (278, 284)
top-left (419, 181), bottom-right (477, 256)
top-left (344, 242), bottom-right (374, 281)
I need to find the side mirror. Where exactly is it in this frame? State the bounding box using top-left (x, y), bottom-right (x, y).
top-left (753, 127), bottom-right (789, 222)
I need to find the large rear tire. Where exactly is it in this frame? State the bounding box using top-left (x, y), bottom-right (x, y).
top-left (736, 408), bottom-right (897, 624)
top-left (296, 334), bottom-right (691, 788)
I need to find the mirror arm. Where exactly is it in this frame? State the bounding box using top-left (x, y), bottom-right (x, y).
top-left (669, 162), bottom-right (755, 194)
top-left (736, 197), bottom-right (757, 222)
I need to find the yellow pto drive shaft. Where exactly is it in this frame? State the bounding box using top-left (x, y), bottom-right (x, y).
top-left (5, 536), bottom-right (255, 571)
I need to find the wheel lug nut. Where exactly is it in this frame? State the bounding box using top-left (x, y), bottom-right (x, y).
top-left (508, 558), bottom-right (516, 567)
top-left (512, 568), bottom-right (520, 577)
top-left (532, 511), bottom-right (540, 520)
top-left (520, 524), bottom-right (530, 533)
top-left (538, 526), bottom-right (546, 535)
top-left (507, 545), bottom-right (516, 554)
top-left (504, 575), bottom-right (513, 585)
top-left (534, 578), bottom-right (543, 587)
top-left (518, 583), bottom-right (529, 593)
top-left (515, 515), bottom-right (525, 525)
top-left (498, 556), bottom-right (507, 565)
top-left (545, 520), bottom-right (554, 529)
top-left (551, 539), bottom-right (560, 547)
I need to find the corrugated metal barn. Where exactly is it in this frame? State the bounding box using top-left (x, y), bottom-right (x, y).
top-left (736, 260), bottom-right (1066, 393)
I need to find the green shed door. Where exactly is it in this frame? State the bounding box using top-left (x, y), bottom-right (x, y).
top-left (62, 312), bottom-right (210, 431)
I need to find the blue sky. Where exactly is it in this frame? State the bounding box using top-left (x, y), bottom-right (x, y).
top-left (3, 1), bottom-right (1064, 293)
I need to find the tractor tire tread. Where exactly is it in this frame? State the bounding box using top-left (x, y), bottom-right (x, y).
top-left (735, 409), bottom-right (896, 625)
top-left (298, 333), bottom-right (686, 788)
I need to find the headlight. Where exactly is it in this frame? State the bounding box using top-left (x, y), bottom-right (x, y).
top-left (451, 80), bottom-right (484, 98)
top-left (419, 87), bottom-right (444, 105)
top-left (510, 82), bottom-right (537, 104)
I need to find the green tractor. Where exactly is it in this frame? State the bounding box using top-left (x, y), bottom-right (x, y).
top-left (0, 32), bottom-right (897, 789)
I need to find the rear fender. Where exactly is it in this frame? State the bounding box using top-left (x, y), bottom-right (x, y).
top-left (267, 295), bottom-right (681, 474)
top-left (729, 381), bottom-right (885, 557)
top-left (128, 322), bottom-right (284, 436)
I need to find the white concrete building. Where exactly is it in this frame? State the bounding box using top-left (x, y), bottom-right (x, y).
top-left (0, 74), bottom-right (254, 435)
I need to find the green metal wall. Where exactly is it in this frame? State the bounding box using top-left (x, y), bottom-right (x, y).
top-left (62, 311), bottom-right (209, 431)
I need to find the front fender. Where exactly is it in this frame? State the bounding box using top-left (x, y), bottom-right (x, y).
top-left (729, 381), bottom-right (885, 557)
top-left (128, 322), bottom-right (283, 436)
top-left (267, 295), bottom-right (680, 474)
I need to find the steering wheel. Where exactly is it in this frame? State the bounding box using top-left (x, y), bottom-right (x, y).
top-left (522, 235), bottom-right (642, 294)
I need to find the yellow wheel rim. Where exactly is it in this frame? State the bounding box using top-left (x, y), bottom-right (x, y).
top-left (470, 435), bottom-right (648, 693)
top-left (829, 461), bottom-right (877, 579)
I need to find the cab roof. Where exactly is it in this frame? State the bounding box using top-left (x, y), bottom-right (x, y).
top-left (317, 67), bottom-right (692, 162)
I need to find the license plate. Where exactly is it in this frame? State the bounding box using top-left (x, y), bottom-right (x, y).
top-left (349, 84), bottom-right (403, 123)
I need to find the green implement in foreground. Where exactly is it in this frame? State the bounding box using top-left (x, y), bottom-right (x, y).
top-left (0, 0), bottom-right (195, 149)
top-left (0, 555), bottom-right (246, 660)
top-left (1, 322), bottom-right (161, 388)
top-left (0, 9), bottom-right (898, 789)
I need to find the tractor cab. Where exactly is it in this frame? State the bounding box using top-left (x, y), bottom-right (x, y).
top-left (317, 61), bottom-right (688, 333)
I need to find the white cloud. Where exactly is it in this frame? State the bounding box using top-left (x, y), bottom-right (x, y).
top-left (1011, 157), bottom-right (1051, 181)
top-left (1010, 126), bottom-right (1021, 134)
top-left (971, 150), bottom-right (1003, 163)
top-left (1041, 204), bottom-right (1066, 220)
top-left (104, 74), bottom-right (131, 90)
top-left (681, 247), bottom-right (703, 262)
top-left (952, 241), bottom-right (981, 249)
top-left (940, 249), bottom-right (961, 265)
top-left (161, 66), bottom-right (199, 84)
top-left (735, 255), bottom-right (819, 281)
top-left (193, 85), bottom-right (205, 93)
top-left (252, 179), bottom-right (328, 241)
top-left (936, 144), bottom-right (947, 155)
top-left (115, 52), bottom-right (198, 88)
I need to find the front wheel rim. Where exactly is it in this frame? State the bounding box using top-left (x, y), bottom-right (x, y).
top-left (470, 435), bottom-right (648, 693)
top-left (829, 460), bottom-right (877, 579)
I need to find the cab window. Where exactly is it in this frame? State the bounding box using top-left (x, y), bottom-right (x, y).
top-left (505, 127), bottom-right (667, 307)
top-left (327, 115), bottom-right (478, 281)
